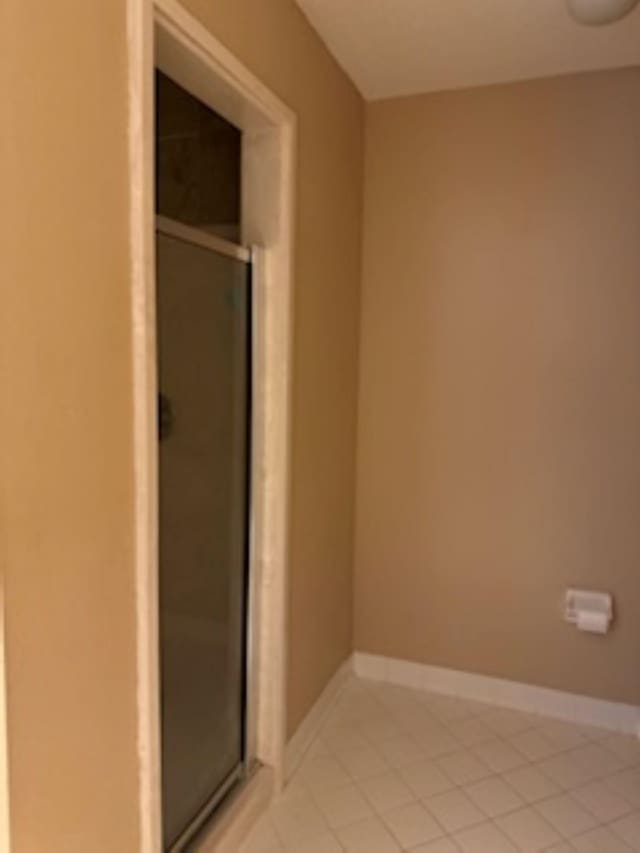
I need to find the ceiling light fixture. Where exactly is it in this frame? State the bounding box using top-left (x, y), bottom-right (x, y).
top-left (567, 0), bottom-right (640, 25)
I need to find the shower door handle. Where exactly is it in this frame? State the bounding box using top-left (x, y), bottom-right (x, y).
top-left (158, 392), bottom-right (174, 441)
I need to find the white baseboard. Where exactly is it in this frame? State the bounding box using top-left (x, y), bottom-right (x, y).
top-left (354, 652), bottom-right (640, 736)
top-left (285, 656), bottom-right (354, 779)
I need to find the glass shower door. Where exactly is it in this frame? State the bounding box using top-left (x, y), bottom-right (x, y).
top-left (156, 219), bottom-right (251, 851)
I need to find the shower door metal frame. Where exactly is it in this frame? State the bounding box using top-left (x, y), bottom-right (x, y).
top-left (168, 767), bottom-right (242, 853)
top-left (156, 215), bottom-right (259, 852)
top-left (156, 215), bottom-right (251, 264)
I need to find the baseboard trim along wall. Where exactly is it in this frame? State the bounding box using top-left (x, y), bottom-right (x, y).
top-left (283, 651), bottom-right (640, 787)
top-left (285, 657), bottom-right (354, 779)
top-left (354, 652), bottom-right (640, 736)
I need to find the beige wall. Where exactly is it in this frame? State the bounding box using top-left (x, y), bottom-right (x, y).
top-left (3, 2), bottom-right (141, 852)
top-left (0, 0), bottom-right (138, 853)
top-left (3, 0), bottom-right (363, 851)
top-left (355, 68), bottom-right (640, 706)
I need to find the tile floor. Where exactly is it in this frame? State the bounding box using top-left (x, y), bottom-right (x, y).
top-left (240, 677), bottom-right (640, 852)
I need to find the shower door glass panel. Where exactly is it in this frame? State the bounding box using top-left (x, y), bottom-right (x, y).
top-left (157, 226), bottom-right (250, 850)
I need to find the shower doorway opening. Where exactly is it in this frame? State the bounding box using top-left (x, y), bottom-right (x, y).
top-left (128, 2), bottom-right (297, 849)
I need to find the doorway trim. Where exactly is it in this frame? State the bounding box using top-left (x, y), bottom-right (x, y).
top-left (127, 1), bottom-right (296, 849)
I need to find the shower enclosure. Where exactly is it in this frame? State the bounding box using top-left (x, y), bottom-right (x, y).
top-left (156, 216), bottom-right (252, 851)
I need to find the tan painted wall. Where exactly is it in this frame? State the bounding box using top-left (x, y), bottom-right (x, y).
top-left (176, 0), bottom-right (364, 735)
top-left (355, 68), bottom-right (640, 706)
top-left (2, 1), bottom-right (362, 849)
top-left (2, 2), bottom-right (141, 852)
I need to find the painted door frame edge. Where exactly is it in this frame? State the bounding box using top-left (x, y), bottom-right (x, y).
top-left (126, 1), bottom-right (297, 849)
top-left (0, 582), bottom-right (10, 850)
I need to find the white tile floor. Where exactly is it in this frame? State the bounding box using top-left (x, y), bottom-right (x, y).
top-left (240, 677), bottom-right (640, 852)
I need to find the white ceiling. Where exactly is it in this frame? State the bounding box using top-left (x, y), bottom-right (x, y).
top-left (295, 0), bottom-right (640, 100)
